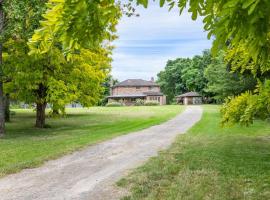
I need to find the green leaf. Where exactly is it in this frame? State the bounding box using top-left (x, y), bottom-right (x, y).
top-left (242, 0), bottom-right (256, 9)
top-left (160, 0), bottom-right (165, 7)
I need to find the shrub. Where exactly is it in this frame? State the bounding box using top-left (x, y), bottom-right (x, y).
top-left (106, 102), bottom-right (123, 107)
top-left (144, 100), bottom-right (159, 106)
top-left (221, 80), bottom-right (270, 126)
top-left (134, 99), bottom-right (145, 106)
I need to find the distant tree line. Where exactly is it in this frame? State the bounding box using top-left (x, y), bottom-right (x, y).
top-left (157, 50), bottom-right (257, 104)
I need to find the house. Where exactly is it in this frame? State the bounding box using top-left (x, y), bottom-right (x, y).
top-left (107, 78), bottom-right (166, 105)
top-left (176, 92), bottom-right (202, 105)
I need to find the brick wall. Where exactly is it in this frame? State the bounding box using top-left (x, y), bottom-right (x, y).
top-left (112, 86), bottom-right (160, 95)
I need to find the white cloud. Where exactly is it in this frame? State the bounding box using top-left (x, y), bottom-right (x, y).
top-left (111, 2), bottom-right (212, 81)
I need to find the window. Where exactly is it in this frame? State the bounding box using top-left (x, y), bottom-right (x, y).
top-left (136, 86), bottom-right (140, 89)
top-left (148, 86), bottom-right (153, 90)
top-left (150, 96), bottom-right (159, 101)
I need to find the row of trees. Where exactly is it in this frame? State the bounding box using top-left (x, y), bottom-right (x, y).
top-left (157, 50), bottom-right (257, 104)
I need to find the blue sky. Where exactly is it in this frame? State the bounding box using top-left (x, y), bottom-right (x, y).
top-left (111, 2), bottom-right (212, 81)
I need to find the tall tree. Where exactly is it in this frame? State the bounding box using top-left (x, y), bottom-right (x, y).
top-left (5, 41), bottom-right (111, 127)
top-left (157, 58), bottom-right (190, 103)
top-left (204, 52), bottom-right (257, 101)
top-left (24, 0), bottom-right (121, 127)
top-left (0, 0), bottom-right (4, 136)
top-left (181, 50), bottom-right (211, 93)
top-left (3, 0), bottom-right (120, 128)
top-left (157, 50), bottom-right (211, 104)
top-left (0, 0), bottom-right (47, 134)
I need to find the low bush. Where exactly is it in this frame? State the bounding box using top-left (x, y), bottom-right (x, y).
top-left (134, 99), bottom-right (145, 106)
top-left (106, 102), bottom-right (123, 107)
top-left (144, 100), bottom-right (159, 106)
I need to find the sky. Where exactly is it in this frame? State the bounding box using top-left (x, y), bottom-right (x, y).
top-left (111, 2), bottom-right (212, 81)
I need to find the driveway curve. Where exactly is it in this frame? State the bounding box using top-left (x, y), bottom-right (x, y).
top-left (0, 106), bottom-right (202, 200)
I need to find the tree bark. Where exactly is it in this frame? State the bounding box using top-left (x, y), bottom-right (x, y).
top-left (35, 83), bottom-right (47, 128)
top-left (0, 1), bottom-right (5, 137)
top-left (35, 101), bottom-right (46, 128)
top-left (4, 93), bottom-right (10, 122)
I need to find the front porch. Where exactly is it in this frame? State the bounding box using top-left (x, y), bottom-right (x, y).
top-left (107, 95), bottom-right (147, 106)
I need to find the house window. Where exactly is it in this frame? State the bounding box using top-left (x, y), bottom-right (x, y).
top-left (136, 86), bottom-right (140, 89)
top-left (150, 96), bottom-right (159, 101)
top-left (148, 86), bottom-right (153, 90)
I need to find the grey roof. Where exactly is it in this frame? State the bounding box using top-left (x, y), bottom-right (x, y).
top-left (176, 92), bottom-right (201, 97)
top-left (113, 79), bottom-right (159, 87)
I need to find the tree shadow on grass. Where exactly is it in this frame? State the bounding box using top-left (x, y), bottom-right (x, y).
top-left (4, 112), bottom-right (119, 139)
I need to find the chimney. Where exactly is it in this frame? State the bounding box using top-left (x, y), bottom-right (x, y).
top-left (150, 77), bottom-right (154, 82)
top-left (110, 79), bottom-right (113, 95)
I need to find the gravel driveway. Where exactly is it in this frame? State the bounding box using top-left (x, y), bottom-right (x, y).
top-left (0, 106), bottom-right (202, 200)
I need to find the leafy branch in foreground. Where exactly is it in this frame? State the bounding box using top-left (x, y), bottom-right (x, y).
top-left (28, 0), bottom-right (121, 55)
top-left (221, 80), bottom-right (270, 126)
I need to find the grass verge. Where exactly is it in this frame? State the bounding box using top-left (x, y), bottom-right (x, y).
top-left (0, 105), bottom-right (183, 177)
top-left (118, 105), bottom-right (270, 200)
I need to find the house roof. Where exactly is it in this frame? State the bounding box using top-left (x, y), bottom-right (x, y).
top-left (113, 79), bottom-right (159, 88)
top-left (176, 92), bottom-right (201, 98)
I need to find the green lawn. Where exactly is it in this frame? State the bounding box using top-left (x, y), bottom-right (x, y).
top-left (118, 105), bottom-right (270, 200)
top-left (0, 105), bottom-right (183, 177)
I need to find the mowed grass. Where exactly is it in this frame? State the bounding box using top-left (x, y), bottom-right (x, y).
top-left (0, 105), bottom-right (183, 177)
top-left (118, 105), bottom-right (270, 200)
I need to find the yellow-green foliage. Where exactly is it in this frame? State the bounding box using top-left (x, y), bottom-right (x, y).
top-left (221, 80), bottom-right (270, 126)
top-left (3, 0), bottom-right (114, 111)
top-left (28, 0), bottom-right (121, 55)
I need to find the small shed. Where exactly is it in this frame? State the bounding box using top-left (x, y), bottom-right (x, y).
top-left (176, 92), bottom-right (202, 105)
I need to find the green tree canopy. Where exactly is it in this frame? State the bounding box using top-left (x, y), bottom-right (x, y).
top-left (204, 51), bottom-right (257, 101)
top-left (157, 50), bottom-right (211, 103)
top-left (157, 58), bottom-right (190, 103)
top-left (3, 0), bottom-right (117, 128)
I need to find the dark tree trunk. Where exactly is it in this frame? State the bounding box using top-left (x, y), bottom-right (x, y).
top-left (35, 83), bottom-right (47, 128)
top-left (4, 93), bottom-right (10, 122)
top-left (0, 77), bottom-right (4, 136)
top-left (0, 1), bottom-right (5, 137)
top-left (35, 101), bottom-right (46, 128)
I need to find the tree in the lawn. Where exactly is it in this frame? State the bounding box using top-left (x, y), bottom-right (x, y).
top-left (5, 39), bottom-right (112, 127)
top-left (0, 0), bottom-right (5, 136)
top-left (0, 0), bottom-right (46, 135)
top-left (5, 0), bottom-right (120, 128)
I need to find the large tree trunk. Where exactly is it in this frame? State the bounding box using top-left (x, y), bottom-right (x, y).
top-left (4, 93), bottom-right (10, 122)
top-left (0, 75), bottom-right (4, 136)
top-left (0, 1), bottom-right (5, 137)
top-left (35, 83), bottom-right (47, 128)
top-left (35, 101), bottom-right (46, 128)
